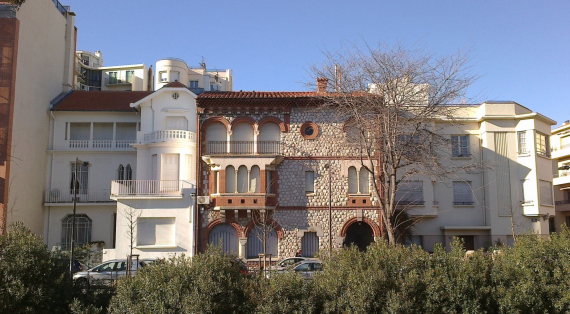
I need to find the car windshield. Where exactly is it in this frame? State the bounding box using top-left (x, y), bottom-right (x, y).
top-left (91, 262), bottom-right (117, 272)
top-left (279, 258), bottom-right (299, 267)
top-left (295, 263), bottom-right (311, 271)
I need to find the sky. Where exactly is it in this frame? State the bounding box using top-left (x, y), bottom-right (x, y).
top-left (63, 1), bottom-right (570, 126)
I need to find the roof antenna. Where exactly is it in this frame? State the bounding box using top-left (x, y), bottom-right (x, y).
top-left (200, 57), bottom-right (207, 70)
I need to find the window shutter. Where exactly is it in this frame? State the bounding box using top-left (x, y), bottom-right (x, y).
top-left (453, 182), bottom-right (472, 204)
top-left (161, 154), bottom-right (179, 181)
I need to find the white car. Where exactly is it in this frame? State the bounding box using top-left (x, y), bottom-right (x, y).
top-left (73, 259), bottom-right (155, 286)
top-left (268, 257), bottom-right (309, 271)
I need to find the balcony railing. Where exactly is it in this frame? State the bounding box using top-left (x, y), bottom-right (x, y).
top-left (552, 143), bottom-right (570, 152)
top-left (205, 141), bottom-right (281, 155)
top-left (44, 189), bottom-right (112, 203)
top-left (111, 180), bottom-right (182, 197)
top-left (68, 140), bottom-right (135, 149)
top-left (105, 76), bottom-right (133, 85)
top-left (143, 130), bottom-right (196, 143)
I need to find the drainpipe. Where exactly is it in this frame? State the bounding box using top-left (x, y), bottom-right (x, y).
top-left (194, 105), bottom-right (200, 255)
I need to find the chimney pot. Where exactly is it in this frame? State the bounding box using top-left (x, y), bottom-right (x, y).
top-left (317, 78), bottom-right (328, 93)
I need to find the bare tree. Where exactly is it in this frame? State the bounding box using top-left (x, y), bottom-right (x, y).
top-left (121, 205), bottom-right (141, 259)
top-left (311, 42), bottom-right (478, 245)
top-left (250, 208), bottom-right (279, 271)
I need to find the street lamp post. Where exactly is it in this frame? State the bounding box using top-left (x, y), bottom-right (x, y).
top-left (69, 157), bottom-right (86, 279)
top-left (328, 161), bottom-right (332, 255)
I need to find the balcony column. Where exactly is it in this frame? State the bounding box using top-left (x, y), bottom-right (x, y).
top-left (357, 169), bottom-right (361, 194)
top-left (247, 169), bottom-right (251, 193)
top-left (89, 122), bottom-right (93, 148)
top-left (234, 169), bottom-right (238, 193)
top-left (253, 130), bottom-right (259, 154)
top-left (238, 238), bottom-right (247, 259)
top-left (227, 130), bottom-right (232, 154)
top-left (112, 122), bottom-right (117, 148)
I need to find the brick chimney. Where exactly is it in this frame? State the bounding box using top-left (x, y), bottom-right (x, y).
top-left (317, 78), bottom-right (328, 93)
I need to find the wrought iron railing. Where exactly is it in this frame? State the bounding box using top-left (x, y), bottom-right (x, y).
top-left (105, 76), bottom-right (133, 85)
top-left (453, 201), bottom-right (474, 205)
top-left (205, 141), bottom-right (281, 155)
top-left (44, 189), bottom-right (112, 203)
top-left (111, 180), bottom-right (182, 197)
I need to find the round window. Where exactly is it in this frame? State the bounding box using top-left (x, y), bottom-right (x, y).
top-left (300, 122), bottom-right (318, 140)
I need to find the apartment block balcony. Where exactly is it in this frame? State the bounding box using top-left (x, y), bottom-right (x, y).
top-left (142, 130), bottom-right (196, 144)
top-left (105, 76), bottom-right (133, 85)
top-left (44, 189), bottom-right (113, 204)
top-left (555, 199), bottom-right (570, 212)
top-left (554, 170), bottom-right (570, 186)
top-left (67, 140), bottom-right (135, 150)
top-left (551, 143), bottom-right (570, 159)
top-left (204, 141), bottom-right (282, 155)
top-left (110, 180), bottom-right (182, 199)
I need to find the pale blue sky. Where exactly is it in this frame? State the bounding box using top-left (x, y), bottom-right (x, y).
top-left (64, 1), bottom-right (570, 125)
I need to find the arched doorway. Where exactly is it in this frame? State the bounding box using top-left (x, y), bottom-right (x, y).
top-left (209, 224), bottom-right (238, 254)
top-left (343, 221), bottom-right (374, 251)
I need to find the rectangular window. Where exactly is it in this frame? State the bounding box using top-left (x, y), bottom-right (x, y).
top-left (171, 71), bottom-right (180, 82)
top-left (451, 135), bottom-right (470, 157)
top-left (70, 162), bottom-right (89, 194)
top-left (453, 181), bottom-right (473, 205)
top-left (536, 132), bottom-right (550, 157)
top-left (266, 171), bottom-right (274, 194)
top-left (517, 131), bottom-right (527, 154)
top-left (305, 171), bottom-right (315, 194)
top-left (125, 70), bottom-right (134, 83)
top-left (539, 180), bottom-right (553, 205)
top-left (137, 217), bottom-right (175, 246)
top-left (189, 80), bottom-right (199, 88)
top-left (395, 181), bottom-right (424, 205)
top-left (160, 72), bottom-right (168, 82)
top-left (108, 71), bottom-right (118, 84)
top-left (521, 179), bottom-right (533, 204)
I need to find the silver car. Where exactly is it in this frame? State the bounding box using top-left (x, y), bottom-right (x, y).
top-left (268, 257), bottom-right (309, 271)
top-left (267, 260), bottom-right (323, 279)
top-left (73, 259), bottom-right (154, 286)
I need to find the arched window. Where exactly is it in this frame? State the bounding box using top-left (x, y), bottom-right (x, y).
top-left (231, 122), bottom-right (254, 154)
top-left (250, 166), bottom-right (260, 193)
top-left (247, 225), bottom-right (278, 258)
top-left (359, 167), bottom-right (370, 194)
top-left (348, 166), bottom-right (358, 194)
top-left (237, 166), bottom-right (248, 193)
top-left (226, 166), bottom-right (235, 193)
top-left (209, 224), bottom-right (238, 254)
top-left (117, 164), bottom-right (125, 180)
top-left (258, 122), bottom-right (281, 154)
top-left (125, 164), bottom-right (133, 180)
top-left (205, 122), bottom-right (227, 154)
top-left (61, 214), bottom-right (92, 250)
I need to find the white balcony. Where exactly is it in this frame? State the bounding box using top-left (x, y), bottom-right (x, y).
top-left (111, 180), bottom-right (182, 199)
top-left (143, 130), bottom-right (196, 144)
top-left (44, 189), bottom-right (113, 204)
top-left (551, 144), bottom-right (570, 159)
top-left (554, 170), bottom-right (570, 186)
top-left (67, 140), bottom-right (135, 150)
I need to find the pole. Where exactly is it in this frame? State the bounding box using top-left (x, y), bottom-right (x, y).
top-left (69, 157), bottom-right (78, 279)
top-left (328, 160), bottom-right (332, 255)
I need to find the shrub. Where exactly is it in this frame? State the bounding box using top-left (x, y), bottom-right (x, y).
top-left (109, 246), bottom-right (253, 313)
top-left (0, 222), bottom-right (72, 313)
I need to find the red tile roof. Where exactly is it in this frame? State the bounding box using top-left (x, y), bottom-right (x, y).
top-left (51, 91), bottom-right (152, 112)
top-left (198, 91), bottom-right (318, 99)
top-left (197, 91), bottom-right (323, 107)
top-left (162, 81), bottom-right (188, 88)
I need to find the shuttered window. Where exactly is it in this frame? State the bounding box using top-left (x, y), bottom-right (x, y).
top-left (161, 154), bottom-right (179, 181)
top-left (395, 181), bottom-right (424, 205)
top-left (246, 226), bottom-right (278, 258)
top-left (539, 180), bottom-right (553, 205)
top-left (301, 232), bottom-right (319, 257)
top-left (209, 224), bottom-right (238, 254)
top-left (453, 181), bottom-right (473, 205)
top-left (137, 217), bottom-right (175, 246)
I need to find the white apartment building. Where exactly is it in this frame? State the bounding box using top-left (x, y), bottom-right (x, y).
top-left (551, 121), bottom-right (570, 230)
top-left (155, 58), bottom-right (232, 93)
top-left (0, 0), bottom-right (76, 235)
top-left (75, 50), bottom-right (151, 92)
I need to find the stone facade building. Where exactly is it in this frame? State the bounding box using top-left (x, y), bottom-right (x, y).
top-left (197, 89), bottom-right (556, 260)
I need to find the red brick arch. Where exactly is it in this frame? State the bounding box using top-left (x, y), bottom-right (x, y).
top-left (205, 217), bottom-right (244, 239)
top-left (257, 116), bottom-right (287, 132)
top-left (244, 218), bottom-right (284, 239)
top-left (202, 116), bottom-right (230, 133)
top-left (230, 116), bottom-right (257, 131)
top-left (339, 217), bottom-right (382, 238)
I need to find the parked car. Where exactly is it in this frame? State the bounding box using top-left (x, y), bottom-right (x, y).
top-left (233, 258), bottom-right (250, 275)
top-left (73, 259), bottom-right (155, 286)
top-left (267, 260), bottom-right (323, 279)
top-left (268, 257), bottom-right (309, 271)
